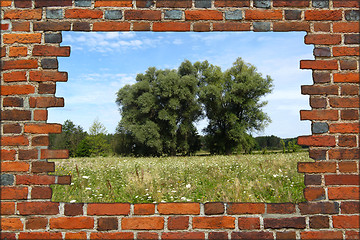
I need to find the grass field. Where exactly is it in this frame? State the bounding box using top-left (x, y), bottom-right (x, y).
top-left (51, 152), bottom-right (311, 203)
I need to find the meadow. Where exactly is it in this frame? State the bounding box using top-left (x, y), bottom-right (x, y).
top-left (51, 152), bottom-right (311, 203)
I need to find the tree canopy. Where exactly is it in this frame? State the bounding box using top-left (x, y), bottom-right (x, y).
top-left (116, 58), bottom-right (273, 156)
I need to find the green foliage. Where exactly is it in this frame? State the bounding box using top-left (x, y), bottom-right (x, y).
top-left (198, 58), bottom-right (273, 154)
top-left (116, 62), bottom-right (202, 156)
top-left (49, 120), bottom-right (87, 157)
top-left (86, 120), bottom-right (112, 157)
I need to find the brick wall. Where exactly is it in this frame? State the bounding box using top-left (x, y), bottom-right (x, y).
top-left (1, 0), bottom-right (359, 239)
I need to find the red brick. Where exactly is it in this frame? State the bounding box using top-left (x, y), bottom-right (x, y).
top-left (58, 175), bottom-right (71, 185)
top-left (41, 149), bottom-right (68, 159)
top-left (29, 97), bottom-right (64, 108)
top-left (273, 0), bottom-right (309, 7)
top-left (50, 217), bottom-right (94, 229)
top-left (158, 203), bottom-right (200, 214)
top-left (19, 232), bottom-right (62, 240)
top-left (156, 0), bottom-right (192, 8)
top-left (213, 22), bottom-right (251, 31)
top-left (94, 0), bottom-right (132, 7)
top-left (204, 202), bottom-right (224, 215)
top-left (0, 0), bottom-right (12, 7)
top-left (87, 203), bottom-right (130, 215)
top-left (301, 231), bottom-right (342, 239)
top-left (24, 124), bottom-right (61, 134)
top-left (333, 215), bottom-right (359, 229)
top-left (330, 123), bottom-right (359, 134)
top-left (133, 22), bottom-right (151, 31)
top-left (333, 47), bottom-right (360, 56)
top-left (18, 149), bottom-right (38, 160)
top-left (2, 85), bottom-right (35, 96)
top-left (3, 33), bottom-right (41, 44)
top-left (304, 187), bottom-right (325, 201)
top-left (97, 217), bottom-right (118, 231)
top-left (309, 216), bottom-right (329, 229)
top-left (34, 110), bottom-right (48, 121)
top-left (245, 9), bottom-right (283, 20)
top-left (215, 0), bottom-right (249, 7)
top-left (208, 232), bottom-right (228, 240)
top-left (1, 202), bottom-right (15, 215)
top-left (333, 1), bottom-right (360, 7)
top-left (2, 110), bottom-right (31, 121)
top-left (266, 203), bottom-right (295, 214)
top-left (298, 162), bottom-right (336, 173)
top-left (16, 175), bottom-right (55, 185)
top-left (264, 217), bottom-right (305, 229)
top-left (338, 135), bottom-right (357, 147)
top-left (328, 187), bottom-right (360, 200)
top-left (325, 174), bottom-right (359, 185)
top-left (329, 149), bottom-right (360, 160)
top-left (309, 149), bottom-right (327, 161)
top-left (122, 217), bottom-right (164, 230)
top-left (3, 71), bottom-right (27, 82)
top-left (346, 231), bottom-right (360, 240)
top-left (313, 72), bottom-right (330, 83)
top-left (232, 231), bottom-right (274, 239)
top-left (137, 232), bottom-right (158, 240)
top-left (341, 201), bottom-right (360, 214)
top-left (162, 232), bottom-right (205, 240)
top-left (18, 202), bottom-right (59, 215)
top-left (1, 23), bottom-right (9, 30)
top-left (1, 218), bottom-right (23, 231)
top-left (35, 0), bottom-right (72, 7)
top-left (185, 10), bottom-right (223, 20)
top-left (194, 22), bottom-right (211, 32)
top-left (339, 161), bottom-right (358, 173)
top-left (34, 21), bottom-right (71, 31)
top-left (1, 47), bottom-right (6, 57)
top-left (12, 22), bottom-right (31, 31)
top-left (305, 10), bottom-right (342, 21)
top-left (64, 203), bottom-right (84, 216)
top-left (31, 186), bottom-right (52, 199)
top-left (65, 9), bottom-right (103, 19)
top-left (238, 217), bottom-right (260, 230)
top-left (32, 45), bottom-right (70, 57)
top-left (90, 232), bottom-right (134, 240)
top-left (340, 60), bottom-right (358, 70)
top-left (65, 232), bottom-right (87, 240)
top-left (4, 9), bottom-right (42, 20)
top-left (301, 85), bottom-right (338, 95)
top-left (1, 162), bottom-right (30, 172)
top-left (134, 204), bottom-right (155, 215)
top-left (0, 150), bottom-right (16, 160)
top-left (1, 136), bottom-right (29, 146)
top-left (168, 216), bottom-right (189, 230)
top-left (299, 202), bottom-right (339, 214)
top-left (193, 216), bottom-right (235, 229)
top-left (0, 233), bottom-right (15, 240)
top-left (310, 97), bottom-right (326, 108)
top-left (333, 22), bottom-right (360, 33)
top-left (1, 186), bottom-right (28, 200)
top-left (14, 0), bottom-right (32, 8)
top-left (276, 231), bottom-right (296, 239)
top-left (153, 22), bottom-right (191, 32)
top-left (38, 83), bottom-right (56, 94)
top-left (31, 161), bottom-right (55, 173)
top-left (314, 22), bottom-right (330, 32)
top-left (3, 97), bottom-right (24, 108)
top-left (1, 59), bottom-right (38, 70)
top-left (273, 22), bottom-right (310, 32)
top-left (125, 10), bottom-right (161, 20)
top-left (341, 84), bottom-right (359, 95)
top-left (300, 60), bottom-right (338, 70)
top-left (305, 34), bottom-right (342, 45)
top-left (227, 203), bottom-right (265, 214)
top-left (93, 22), bottom-right (131, 31)
top-left (298, 135), bottom-right (336, 147)
top-left (334, 73), bottom-right (359, 83)
top-left (9, 46), bottom-right (27, 57)
top-left (32, 136), bottom-right (49, 146)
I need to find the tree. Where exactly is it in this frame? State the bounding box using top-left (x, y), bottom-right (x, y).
top-left (116, 62), bottom-right (202, 156)
top-left (198, 58), bottom-right (273, 154)
top-left (85, 119), bottom-right (112, 157)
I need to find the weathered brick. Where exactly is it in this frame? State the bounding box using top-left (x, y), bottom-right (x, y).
top-left (1, 174), bottom-right (15, 186)
top-left (245, 9), bottom-right (282, 20)
top-left (65, 9), bottom-right (103, 19)
top-left (253, 22), bottom-right (270, 32)
top-left (213, 22), bottom-right (251, 31)
top-left (298, 162), bottom-right (336, 173)
top-left (134, 204), bottom-right (155, 215)
top-left (137, 232), bottom-right (158, 239)
top-left (208, 232), bottom-right (228, 240)
top-left (90, 232), bottom-right (134, 239)
top-left (273, 0), bottom-right (309, 7)
top-left (1, 202), bottom-right (15, 215)
top-left (26, 217), bottom-right (48, 230)
top-left (164, 10), bottom-right (183, 20)
top-left (300, 110), bottom-right (338, 121)
top-left (204, 202), bottom-right (224, 215)
top-left (4, 9), bottom-right (42, 20)
top-left (3, 33), bottom-right (41, 44)
top-left (31, 186), bottom-right (52, 199)
top-left (301, 85), bottom-right (338, 95)
top-left (338, 135), bottom-right (357, 147)
top-left (254, 0), bottom-right (271, 8)
top-left (3, 97), bottom-right (24, 107)
top-left (97, 217), bottom-right (118, 231)
top-left (73, 22), bottom-right (91, 31)
top-left (14, 0), bottom-right (32, 8)
top-left (94, 0), bottom-right (132, 7)
top-left (136, 0), bottom-right (155, 8)
top-left (32, 136), bottom-right (49, 146)
top-left (215, 0), bottom-right (250, 7)
top-left (122, 217), bottom-right (164, 230)
top-left (345, 10), bottom-right (360, 21)
top-left (309, 216), bottom-right (329, 229)
top-left (304, 174), bottom-right (322, 185)
top-left (225, 10), bottom-right (242, 20)
top-left (333, 1), bottom-right (360, 8)
top-left (45, 33), bottom-right (62, 43)
top-left (300, 60), bottom-right (338, 70)
top-left (273, 22), bottom-right (310, 31)
top-left (304, 34), bottom-right (341, 45)
top-left (264, 217), bottom-right (306, 229)
top-left (0, 150), bottom-right (16, 160)
top-left (185, 10), bottom-right (223, 20)
top-left (329, 97), bottom-right (359, 108)
top-left (1, 186), bottom-right (28, 200)
top-left (41, 58), bottom-right (58, 69)
top-left (25, 124), bottom-right (62, 134)
top-left (299, 202), bottom-right (339, 214)
top-left (333, 215), bottom-right (359, 229)
top-left (1, 85), bottom-right (35, 96)
top-left (193, 216), bottom-right (235, 229)
top-left (31, 161), bottom-right (55, 173)
top-left (133, 22), bottom-right (151, 31)
top-left (105, 10), bottom-right (123, 20)
top-left (35, 0), bottom-right (72, 7)
top-left (18, 149), bottom-right (38, 160)
top-left (340, 60), bottom-right (357, 70)
top-left (195, 0), bottom-right (211, 8)
top-left (34, 21), bottom-right (71, 31)
top-left (266, 203), bottom-right (296, 214)
top-left (310, 96), bottom-right (326, 108)
top-left (65, 232), bottom-right (87, 239)
top-left (313, 47), bottom-right (331, 57)
top-left (333, 47), bottom-right (360, 57)
top-left (168, 216), bottom-right (189, 230)
top-left (341, 201), bottom-right (360, 214)
top-left (313, 72), bottom-right (330, 83)
top-left (93, 22), bottom-right (130, 31)
top-left (1, 136), bottom-right (29, 146)
top-left (32, 46), bottom-right (70, 57)
top-left (16, 175), bottom-right (55, 185)
top-left (193, 22), bottom-right (210, 32)
top-left (330, 149), bottom-right (360, 160)
top-left (87, 203), bottom-right (130, 215)
top-left (227, 203), bottom-right (265, 214)
top-left (276, 231), bottom-right (296, 240)
top-left (46, 9), bottom-right (63, 19)
top-left (314, 22), bottom-right (330, 32)
top-left (339, 161), bottom-right (358, 173)
top-left (1, 218), bottom-right (23, 231)
top-left (333, 22), bottom-right (360, 33)
top-left (12, 22), bottom-right (30, 31)
top-left (162, 232), bottom-right (205, 240)
top-left (2, 110), bottom-right (31, 121)
top-left (309, 149), bottom-right (327, 160)
top-left (157, 0), bottom-right (192, 8)
top-left (64, 203), bottom-right (84, 216)
top-left (19, 232), bottom-right (63, 240)
top-left (285, 10), bottom-right (302, 20)
top-left (304, 187), bottom-right (326, 201)
top-left (125, 10), bottom-right (161, 20)
top-left (232, 232), bottom-right (274, 239)
top-left (305, 10), bottom-right (342, 21)
top-left (9, 46), bottom-right (27, 57)
top-left (312, 122), bottom-right (329, 134)
top-left (341, 84), bottom-right (359, 95)
top-left (312, 0), bottom-right (329, 8)
top-left (325, 174), bottom-right (359, 185)
top-left (237, 217), bottom-right (260, 230)
top-left (75, 0), bottom-right (92, 7)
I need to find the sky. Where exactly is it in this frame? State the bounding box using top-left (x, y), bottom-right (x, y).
top-left (49, 31), bottom-right (314, 138)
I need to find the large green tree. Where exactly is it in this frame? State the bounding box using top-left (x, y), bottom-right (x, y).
top-left (198, 58), bottom-right (273, 154)
top-left (116, 63), bottom-right (202, 156)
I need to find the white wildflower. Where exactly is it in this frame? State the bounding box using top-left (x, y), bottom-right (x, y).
top-left (82, 176), bottom-right (89, 179)
top-left (70, 200), bottom-right (76, 203)
top-left (186, 184), bottom-right (191, 188)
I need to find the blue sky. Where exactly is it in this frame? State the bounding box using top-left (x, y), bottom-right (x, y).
top-left (49, 31), bottom-right (313, 138)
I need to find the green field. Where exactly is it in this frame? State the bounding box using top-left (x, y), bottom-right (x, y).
top-left (51, 152), bottom-right (311, 203)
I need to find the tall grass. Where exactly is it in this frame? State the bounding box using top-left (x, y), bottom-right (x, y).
top-left (51, 152), bottom-right (310, 203)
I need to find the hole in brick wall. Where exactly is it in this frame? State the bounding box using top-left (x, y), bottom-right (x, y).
top-left (49, 31), bottom-right (313, 203)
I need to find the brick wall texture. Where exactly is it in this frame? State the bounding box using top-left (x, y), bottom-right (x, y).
top-left (1, 0), bottom-right (359, 239)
